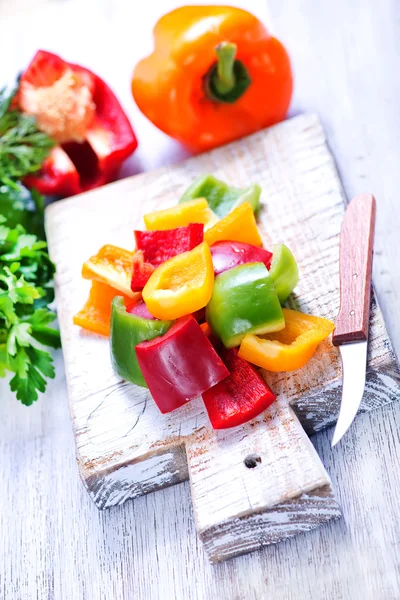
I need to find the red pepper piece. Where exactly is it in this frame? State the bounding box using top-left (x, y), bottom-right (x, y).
top-left (134, 223), bottom-right (204, 267)
top-left (131, 250), bottom-right (155, 292)
top-left (202, 347), bottom-right (276, 429)
top-left (136, 315), bottom-right (229, 413)
top-left (18, 50), bottom-right (137, 196)
top-left (210, 240), bottom-right (273, 276)
top-left (127, 300), bottom-right (156, 320)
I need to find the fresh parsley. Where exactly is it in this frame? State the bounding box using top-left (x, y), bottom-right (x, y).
top-left (0, 217), bottom-right (61, 404)
top-left (0, 87), bottom-right (59, 405)
top-left (0, 87), bottom-right (54, 188)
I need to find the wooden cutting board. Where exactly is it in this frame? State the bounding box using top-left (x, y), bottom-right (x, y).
top-left (45, 114), bottom-right (400, 563)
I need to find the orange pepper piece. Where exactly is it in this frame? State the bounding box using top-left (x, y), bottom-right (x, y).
top-left (143, 198), bottom-right (218, 231)
top-left (238, 308), bottom-right (335, 372)
top-left (73, 280), bottom-right (136, 336)
top-left (200, 322), bottom-right (213, 337)
top-left (132, 6), bottom-right (292, 153)
top-left (205, 202), bottom-right (262, 247)
top-left (82, 244), bottom-right (136, 297)
top-left (142, 242), bottom-right (214, 320)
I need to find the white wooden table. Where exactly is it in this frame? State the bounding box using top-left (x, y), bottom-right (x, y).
top-left (1, 1), bottom-right (400, 598)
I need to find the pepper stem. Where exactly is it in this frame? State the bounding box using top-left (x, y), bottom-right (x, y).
top-left (204, 42), bottom-right (251, 104)
top-left (214, 42), bottom-right (237, 96)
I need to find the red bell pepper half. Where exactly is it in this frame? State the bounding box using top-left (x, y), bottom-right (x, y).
top-left (131, 250), bottom-right (155, 292)
top-left (18, 50), bottom-right (137, 196)
top-left (210, 240), bottom-right (273, 276)
top-left (136, 315), bottom-right (229, 413)
top-left (202, 347), bottom-right (276, 429)
top-left (135, 223), bottom-right (204, 266)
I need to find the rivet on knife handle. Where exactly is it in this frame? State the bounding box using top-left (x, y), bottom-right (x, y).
top-left (332, 193), bottom-right (376, 346)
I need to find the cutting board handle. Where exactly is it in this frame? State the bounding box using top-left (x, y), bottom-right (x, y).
top-left (333, 193), bottom-right (376, 346)
top-left (186, 403), bottom-right (341, 563)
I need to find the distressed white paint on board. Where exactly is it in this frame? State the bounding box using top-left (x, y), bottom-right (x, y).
top-left (45, 114), bottom-right (400, 561)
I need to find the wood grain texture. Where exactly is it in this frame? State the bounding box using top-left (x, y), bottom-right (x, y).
top-left (333, 194), bottom-right (376, 345)
top-left (2, 0), bottom-right (400, 597)
top-left (44, 113), bottom-right (399, 562)
top-left (188, 400), bottom-right (341, 563)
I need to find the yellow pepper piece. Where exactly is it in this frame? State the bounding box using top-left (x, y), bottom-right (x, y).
top-left (204, 202), bottom-right (262, 247)
top-left (82, 244), bottom-right (136, 298)
top-left (143, 241), bottom-right (214, 320)
top-left (238, 308), bottom-right (335, 372)
top-left (144, 198), bottom-right (218, 231)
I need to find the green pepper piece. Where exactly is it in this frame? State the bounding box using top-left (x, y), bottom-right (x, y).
top-left (180, 175), bottom-right (261, 218)
top-left (269, 244), bottom-right (299, 304)
top-left (206, 262), bottom-right (285, 348)
top-left (110, 297), bottom-right (173, 387)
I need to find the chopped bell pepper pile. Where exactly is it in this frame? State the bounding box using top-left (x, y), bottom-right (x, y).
top-left (73, 174), bottom-right (334, 428)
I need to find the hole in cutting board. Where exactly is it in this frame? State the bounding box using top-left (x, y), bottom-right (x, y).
top-left (244, 454), bottom-right (262, 469)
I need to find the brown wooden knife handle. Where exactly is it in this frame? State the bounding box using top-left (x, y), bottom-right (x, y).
top-left (332, 193), bottom-right (376, 346)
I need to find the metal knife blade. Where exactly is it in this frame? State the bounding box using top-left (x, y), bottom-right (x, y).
top-left (331, 341), bottom-right (368, 446)
top-left (331, 193), bottom-right (376, 447)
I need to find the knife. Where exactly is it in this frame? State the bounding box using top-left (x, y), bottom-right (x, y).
top-left (331, 193), bottom-right (376, 447)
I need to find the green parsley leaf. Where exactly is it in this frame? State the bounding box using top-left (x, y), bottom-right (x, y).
top-left (27, 346), bottom-right (56, 379)
top-left (0, 88), bottom-right (54, 185)
top-left (7, 322), bottom-right (32, 356)
top-left (0, 293), bottom-right (17, 324)
top-left (9, 346), bottom-right (56, 405)
top-left (0, 267), bottom-right (41, 304)
top-left (0, 343), bottom-right (8, 377)
top-left (24, 308), bottom-right (60, 349)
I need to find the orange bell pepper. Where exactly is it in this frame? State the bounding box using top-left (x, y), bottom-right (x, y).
top-left (143, 198), bottom-right (218, 231)
top-left (73, 280), bottom-right (135, 336)
top-left (238, 308), bottom-right (335, 372)
top-left (132, 6), bottom-right (292, 152)
top-left (142, 242), bottom-right (214, 320)
top-left (82, 244), bottom-right (136, 297)
top-left (205, 202), bottom-right (262, 247)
